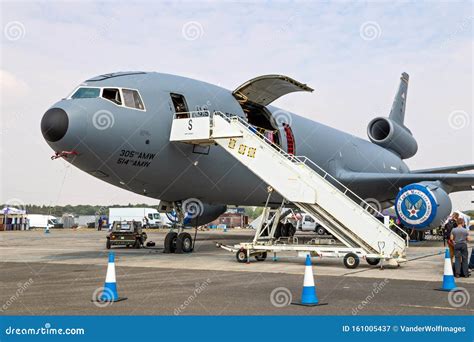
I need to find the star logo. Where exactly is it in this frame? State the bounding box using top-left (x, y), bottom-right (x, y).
top-left (404, 198), bottom-right (423, 218)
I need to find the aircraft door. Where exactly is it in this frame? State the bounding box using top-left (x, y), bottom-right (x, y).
top-left (170, 93), bottom-right (189, 115)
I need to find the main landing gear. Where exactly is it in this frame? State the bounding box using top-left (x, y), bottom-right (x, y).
top-left (163, 204), bottom-right (194, 254)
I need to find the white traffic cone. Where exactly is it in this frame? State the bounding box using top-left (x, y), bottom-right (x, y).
top-left (292, 254), bottom-right (327, 306)
top-left (436, 248), bottom-right (457, 291)
top-left (93, 252), bottom-right (127, 303)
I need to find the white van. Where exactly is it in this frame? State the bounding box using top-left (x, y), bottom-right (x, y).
top-left (27, 214), bottom-right (59, 228)
top-left (108, 207), bottom-right (162, 227)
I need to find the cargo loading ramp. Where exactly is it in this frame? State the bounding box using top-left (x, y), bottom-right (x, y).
top-left (170, 111), bottom-right (409, 268)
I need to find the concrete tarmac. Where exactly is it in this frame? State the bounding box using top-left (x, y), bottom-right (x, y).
top-left (0, 229), bottom-right (472, 315)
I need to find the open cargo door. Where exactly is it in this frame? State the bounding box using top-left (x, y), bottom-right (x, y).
top-left (233, 74), bottom-right (313, 106)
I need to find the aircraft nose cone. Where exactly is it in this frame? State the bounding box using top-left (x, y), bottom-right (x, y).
top-left (41, 107), bottom-right (69, 142)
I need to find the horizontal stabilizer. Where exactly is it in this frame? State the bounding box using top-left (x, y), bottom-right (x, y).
top-left (411, 164), bottom-right (474, 174)
top-left (339, 171), bottom-right (474, 192)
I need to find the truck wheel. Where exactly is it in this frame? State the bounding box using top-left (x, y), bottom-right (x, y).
top-left (106, 238), bottom-right (111, 249)
top-left (134, 239), bottom-right (141, 249)
top-left (176, 232), bottom-right (193, 253)
top-left (236, 249), bottom-right (248, 263)
top-left (164, 232), bottom-right (178, 253)
top-left (316, 225), bottom-right (326, 235)
top-left (366, 258), bottom-right (380, 266)
top-left (343, 253), bottom-right (360, 269)
top-left (255, 252), bottom-right (267, 261)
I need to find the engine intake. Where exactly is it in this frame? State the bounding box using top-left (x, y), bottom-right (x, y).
top-left (367, 117), bottom-right (418, 159)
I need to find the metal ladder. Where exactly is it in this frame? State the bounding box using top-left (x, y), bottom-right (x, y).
top-left (170, 111), bottom-right (409, 261)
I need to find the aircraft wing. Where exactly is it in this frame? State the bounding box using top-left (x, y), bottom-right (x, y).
top-left (411, 164), bottom-right (474, 174)
top-left (339, 171), bottom-right (474, 192)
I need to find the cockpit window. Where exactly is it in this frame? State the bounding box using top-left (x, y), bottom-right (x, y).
top-left (122, 89), bottom-right (145, 110)
top-left (71, 87), bottom-right (100, 99)
top-left (102, 88), bottom-right (122, 105)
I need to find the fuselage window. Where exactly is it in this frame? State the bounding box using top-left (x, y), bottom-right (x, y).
top-left (71, 87), bottom-right (100, 99)
top-left (102, 88), bottom-right (122, 105)
top-left (122, 89), bottom-right (145, 110)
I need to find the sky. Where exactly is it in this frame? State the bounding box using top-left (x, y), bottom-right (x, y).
top-left (0, 1), bottom-right (473, 209)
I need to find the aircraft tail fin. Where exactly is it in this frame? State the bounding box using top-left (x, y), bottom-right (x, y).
top-left (389, 72), bottom-right (409, 127)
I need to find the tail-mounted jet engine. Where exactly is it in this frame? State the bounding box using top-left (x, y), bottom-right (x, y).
top-left (395, 182), bottom-right (451, 230)
top-left (367, 117), bottom-right (418, 159)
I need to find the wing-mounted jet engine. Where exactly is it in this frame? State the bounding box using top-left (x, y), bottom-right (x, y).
top-left (367, 73), bottom-right (418, 159)
top-left (395, 181), bottom-right (451, 230)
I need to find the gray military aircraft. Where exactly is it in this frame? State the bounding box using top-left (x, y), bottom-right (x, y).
top-left (41, 71), bottom-right (473, 252)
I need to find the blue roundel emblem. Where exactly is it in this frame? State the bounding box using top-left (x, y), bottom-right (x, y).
top-left (395, 183), bottom-right (438, 229)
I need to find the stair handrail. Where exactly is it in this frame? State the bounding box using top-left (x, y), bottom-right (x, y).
top-left (213, 111), bottom-right (409, 247)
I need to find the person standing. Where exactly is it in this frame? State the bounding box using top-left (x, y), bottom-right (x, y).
top-left (450, 217), bottom-right (470, 278)
top-left (444, 212), bottom-right (459, 262)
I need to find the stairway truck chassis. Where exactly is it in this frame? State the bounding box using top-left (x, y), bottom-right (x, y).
top-left (217, 239), bottom-right (406, 269)
top-left (170, 111), bottom-right (409, 269)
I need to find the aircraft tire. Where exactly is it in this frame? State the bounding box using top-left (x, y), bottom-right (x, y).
top-left (176, 232), bottom-right (193, 253)
top-left (343, 253), bottom-right (360, 269)
top-left (164, 232), bottom-right (178, 253)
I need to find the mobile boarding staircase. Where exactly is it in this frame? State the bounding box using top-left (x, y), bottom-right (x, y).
top-left (170, 111), bottom-right (409, 268)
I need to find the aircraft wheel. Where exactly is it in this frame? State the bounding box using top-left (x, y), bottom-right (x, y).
top-left (236, 249), bottom-right (248, 263)
top-left (176, 232), bottom-right (193, 253)
top-left (366, 257), bottom-right (380, 266)
top-left (164, 232), bottom-right (178, 253)
top-left (106, 238), bottom-right (111, 249)
top-left (255, 252), bottom-right (267, 261)
top-left (343, 253), bottom-right (360, 269)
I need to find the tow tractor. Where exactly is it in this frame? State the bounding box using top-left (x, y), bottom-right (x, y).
top-left (106, 221), bottom-right (147, 249)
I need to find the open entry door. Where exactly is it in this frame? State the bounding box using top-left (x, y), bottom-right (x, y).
top-left (233, 74), bottom-right (313, 106)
